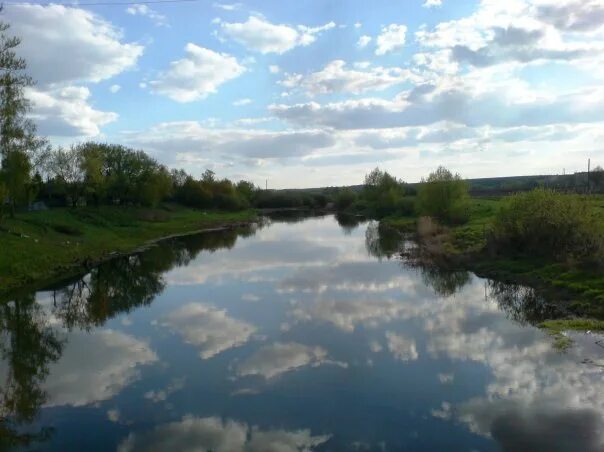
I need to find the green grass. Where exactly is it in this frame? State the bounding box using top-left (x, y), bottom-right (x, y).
top-left (380, 194), bottom-right (604, 319)
top-left (0, 205), bottom-right (256, 296)
top-left (539, 318), bottom-right (604, 350)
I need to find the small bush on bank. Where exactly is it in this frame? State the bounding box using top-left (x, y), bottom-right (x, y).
top-left (489, 188), bottom-right (604, 262)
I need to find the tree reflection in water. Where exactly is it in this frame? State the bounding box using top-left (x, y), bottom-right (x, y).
top-left (0, 293), bottom-right (64, 448)
top-left (0, 224), bottom-right (258, 447)
top-left (335, 212), bottom-right (364, 235)
top-left (364, 221), bottom-right (564, 324)
top-left (364, 221), bottom-right (404, 261)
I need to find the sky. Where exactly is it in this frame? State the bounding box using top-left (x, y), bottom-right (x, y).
top-left (3, 0), bottom-right (604, 188)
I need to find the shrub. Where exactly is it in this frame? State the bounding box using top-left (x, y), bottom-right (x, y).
top-left (335, 189), bottom-right (357, 210)
top-left (489, 188), bottom-right (603, 262)
top-left (417, 166), bottom-right (469, 224)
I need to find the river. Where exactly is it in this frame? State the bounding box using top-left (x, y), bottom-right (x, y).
top-left (1, 213), bottom-right (603, 451)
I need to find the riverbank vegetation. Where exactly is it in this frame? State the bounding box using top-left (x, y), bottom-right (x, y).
top-left (340, 165), bottom-right (604, 331)
top-left (0, 205), bottom-right (256, 297)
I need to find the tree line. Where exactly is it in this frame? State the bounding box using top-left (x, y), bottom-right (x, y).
top-left (0, 15), bottom-right (260, 220)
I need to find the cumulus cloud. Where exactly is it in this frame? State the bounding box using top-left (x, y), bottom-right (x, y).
top-left (536, 0), bottom-right (604, 32)
top-left (123, 121), bottom-right (335, 162)
top-left (117, 415), bottom-right (331, 452)
top-left (27, 86), bottom-right (118, 137)
top-left (150, 43), bottom-right (245, 102)
top-left (385, 331), bottom-right (418, 361)
top-left (216, 16), bottom-right (335, 54)
top-left (376, 24), bottom-right (407, 55)
top-left (271, 83), bottom-right (604, 130)
top-left (160, 303), bottom-right (256, 359)
top-left (281, 60), bottom-right (417, 95)
top-left (237, 342), bottom-right (332, 379)
top-left (126, 4), bottom-right (167, 26)
top-left (357, 35), bottom-right (372, 48)
top-left (415, 1), bottom-right (604, 69)
top-left (423, 0), bottom-right (443, 7)
top-left (109, 84), bottom-right (121, 93)
top-left (5, 4), bottom-right (142, 86)
top-left (233, 98), bottom-right (253, 106)
top-left (44, 329), bottom-right (157, 407)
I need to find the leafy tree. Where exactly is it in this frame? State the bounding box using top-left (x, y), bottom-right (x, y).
top-left (361, 167), bottom-right (406, 218)
top-left (50, 146), bottom-right (85, 207)
top-left (0, 14), bottom-right (45, 216)
top-left (236, 180), bottom-right (256, 204)
top-left (335, 188), bottom-right (357, 210)
top-left (418, 166), bottom-right (469, 224)
top-left (202, 169), bottom-right (215, 183)
top-left (591, 165), bottom-right (604, 192)
top-left (0, 149), bottom-right (31, 215)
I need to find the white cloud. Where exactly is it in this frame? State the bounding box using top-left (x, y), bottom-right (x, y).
top-left (213, 2), bottom-right (242, 11)
top-left (117, 415), bottom-right (330, 452)
top-left (385, 331), bottom-right (419, 361)
top-left (233, 98), bottom-right (253, 106)
top-left (237, 342), bottom-right (331, 379)
top-left (216, 16), bottom-right (335, 54)
top-left (144, 377), bottom-right (186, 403)
top-left (150, 43), bottom-right (245, 102)
top-left (271, 83), bottom-right (604, 130)
top-left (27, 85), bottom-right (118, 137)
top-left (160, 303), bottom-right (256, 359)
top-left (281, 60), bottom-right (418, 95)
top-left (423, 0), bottom-right (443, 7)
top-left (415, 1), bottom-right (604, 69)
top-left (109, 84), bottom-right (121, 93)
top-left (269, 65), bottom-right (281, 74)
top-left (44, 329), bottom-right (157, 407)
top-left (123, 121), bottom-right (336, 162)
top-left (5, 4), bottom-right (143, 86)
top-left (357, 35), bottom-right (372, 49)
top-left (126, 4), bottom-right (167, 26)
top-left (376, 24), bottom-right (407, 55)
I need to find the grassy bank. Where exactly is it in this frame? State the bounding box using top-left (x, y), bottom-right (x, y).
top-left (0, 205), bottom-right (256, 296)
top-left (382, 195), bottom-right (604, 321)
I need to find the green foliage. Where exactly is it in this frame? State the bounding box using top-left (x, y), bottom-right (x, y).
top-left (490, 188), bottom-right (603, 262)
top-left (360, 167), bottom-right (406, 218)
top-left (1, 150), bottom-right (32, 215)
top-left (334, 188), bottom-right (357, 210)
top-left (418, 166), bottom-right (470, 224)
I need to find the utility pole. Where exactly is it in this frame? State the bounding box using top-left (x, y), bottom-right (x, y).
top-left (265, 179), bottom-right (268, 190)
top-left (588, 158), bottom-right (591, 194)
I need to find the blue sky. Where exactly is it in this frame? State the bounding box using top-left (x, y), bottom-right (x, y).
top-left (4, 0), bottom-right (604, 187)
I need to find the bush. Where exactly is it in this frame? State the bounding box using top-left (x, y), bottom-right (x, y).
top-left (489, 188), bottom-right (603, 262)
top-left (335, 189), bottom-right (357, 210)
top-left (418, 166), bottom-right (469, 224)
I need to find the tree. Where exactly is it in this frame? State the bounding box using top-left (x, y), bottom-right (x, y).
top-left (361, 167), bottom-right (406, 218)
top-left (591, 165), bottom-right (604, 192)
top-left (50, 146), bottom-right (85, 207)
top-left (202, 169), bottom-right (215, 183)
top-left (418, 166), bottom-right (469, 224)
top-left (0, 14), bottom-right (45, 216)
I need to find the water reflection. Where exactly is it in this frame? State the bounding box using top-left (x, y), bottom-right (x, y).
top-left (0, 294), bottom-right (64, 448)
top-left (0, 224), bottom-right (258, 449)
top-left (0, 215), bottom-right (602, 451)
top-left (118, 415), bottom-right (331, 452)
top-left (334, 213), bottom-right (363, 235)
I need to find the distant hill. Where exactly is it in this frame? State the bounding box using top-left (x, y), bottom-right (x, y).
top-left (274, 172), bottom-right (593, 196)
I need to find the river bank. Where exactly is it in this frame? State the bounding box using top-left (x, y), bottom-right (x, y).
top-left (378, 196), bottom-right (604, 335)
top-left (0, 205), bottom-right (257, 297)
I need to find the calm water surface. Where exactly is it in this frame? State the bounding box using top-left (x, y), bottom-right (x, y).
top-left (2, 214), bottom-right (604, 451)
